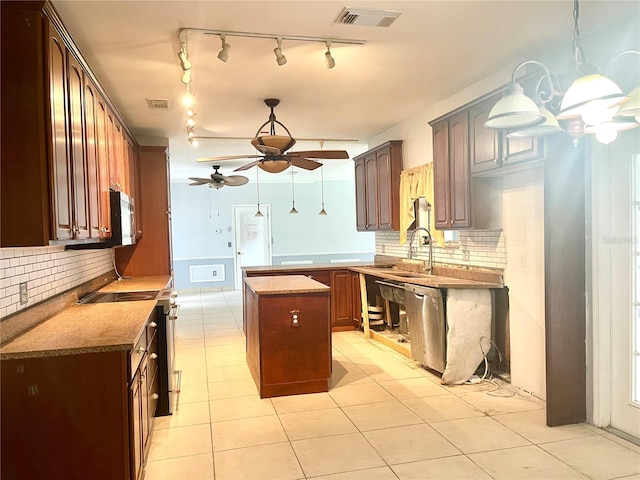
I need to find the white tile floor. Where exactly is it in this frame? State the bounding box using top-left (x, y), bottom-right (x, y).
top-left (144, 290), bottom-right (640, 480)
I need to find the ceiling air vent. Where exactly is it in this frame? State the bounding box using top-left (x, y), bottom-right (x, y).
top-left (335, 7), bottom-right (401, 27)
top-left (146, 98), bottom-right (170, 110)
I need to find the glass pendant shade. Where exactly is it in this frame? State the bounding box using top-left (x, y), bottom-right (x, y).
top-left (585, 117), bottom-right (638, 144)
top-left (485, 83), bottom-right (545, 129)
top-left (557, 73), bottom-right (626, 120)
top-left (507, 104), bottom-right (564, 138)
top-left (618, 85), bottom-right (640, 117)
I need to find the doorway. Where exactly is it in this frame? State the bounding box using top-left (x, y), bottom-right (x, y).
top-left (592, 138), bottom-right (640, 440)
top-left (233, 205), bottom-right (272, 290)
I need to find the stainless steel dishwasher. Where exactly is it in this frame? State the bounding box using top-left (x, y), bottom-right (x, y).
top-left (404, 284), bottom-right (446, 373)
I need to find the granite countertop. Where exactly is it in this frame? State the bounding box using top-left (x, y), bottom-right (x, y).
top-left (242, 262), bottom-right (382, 273)
top-left (350, 266), bottom-right (503, 289)
top-left (98, 275), bottom-right (172, 293)
top-left (244, 275), bottom-right (331, 295)
top-left (0, 275), bottom-right (172, 360)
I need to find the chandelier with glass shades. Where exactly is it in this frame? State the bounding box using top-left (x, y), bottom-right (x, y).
top-left (484, 0), bottom-right (639, 145)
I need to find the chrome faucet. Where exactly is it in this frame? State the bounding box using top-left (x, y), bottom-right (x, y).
top-left (408, 227), bottom-right (433, 274)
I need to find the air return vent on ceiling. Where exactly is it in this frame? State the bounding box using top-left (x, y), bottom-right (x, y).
top-left (335, 7), bottom-right (401, 27)
top-left (146, 98), bottom-right (170, 110)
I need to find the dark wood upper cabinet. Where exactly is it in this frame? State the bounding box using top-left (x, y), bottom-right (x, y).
top-left (68, 53), bottom-right (90, 240)
top-left (431, 110), bottom-right (501, 231)
top-left (432, 112), bottom-right (471, 229)
top-left (469, 95), bottom-right (501, 174)
top-left (1, 1), bottom-right (138, 247)
top-left (353, 141), bottom-right (403, 231)
top-left (354, 157), bottom-right (367, 231)
top-left (48, 25), bottom-right (74, 241)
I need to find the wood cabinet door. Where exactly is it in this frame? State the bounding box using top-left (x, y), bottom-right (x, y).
top-left (503, 135), bottom-right (545, 165)
top-left (95, 97), bottom-right (111, 238)
top-left (48, 27), bottom-right (73, 241)
top-left (350, 271), bottom-right (362, 327)
top-left (330, 270), bottom-right (352, 329)
top-left (469, 96), bottom-right (501, 174)
top-left (130, 369), bottom-right (143, 480)
top-left (67, 54), bottom-right (90, 239)
top-left (375, 147), bottom-right (394, 230)
top-left (364, 153), bottom-right (379, 230)
top-left (354, 157), bottom-right (367, 231)
top-left (448, 111), bottom-right (471, 229)
top-left (432, 120), bottom-right (451, 229)
top-left (83, 77), bottom-right (101, 239)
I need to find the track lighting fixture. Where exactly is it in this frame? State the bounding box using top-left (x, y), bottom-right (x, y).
top-left (274, 38), bottom-right (287, 66)
top-left (217, 34), bottom-right (230, 62)
top-left (324, 41), bottom-right (335, 69)
top-left (178, 42), bottom-right (192, 84)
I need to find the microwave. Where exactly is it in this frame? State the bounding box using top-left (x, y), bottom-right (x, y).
top-left (109, 190), bottom-right (136, 246)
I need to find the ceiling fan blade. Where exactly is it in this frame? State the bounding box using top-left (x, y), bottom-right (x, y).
top-left (288, 156), bottom-right (322, 171)
top-left (221, 175), bottom-right (249, 186)
top-left (188, 177), bottom-right (213, 185)
top-left (233, 160), bottom-right (262, 172)
top-left (196, 155), bottom-right (262, 163)
top-left (287, 150), bottom-right (350, 159)
top-left (253, 144), bottom-right (281, 156)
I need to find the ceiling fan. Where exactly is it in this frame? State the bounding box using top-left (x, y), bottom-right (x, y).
top-left (188, 165), bottom-right (249, 189)
top-left (196, 98), bottom-right (350, 173)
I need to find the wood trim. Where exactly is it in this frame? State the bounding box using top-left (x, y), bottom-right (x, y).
top-left (544, 134), bottom-right (587, 426)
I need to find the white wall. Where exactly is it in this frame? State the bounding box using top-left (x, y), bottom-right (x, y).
top-left (502, 168), bottom-right (546, 399)
top-left (170, 178), bottom-right (376, 289)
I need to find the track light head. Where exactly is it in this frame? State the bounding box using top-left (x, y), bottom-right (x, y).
top-left (217, 34), bottom-right (231, 62)
top-left (274, 38), bottom-right (287, 66)
top-left (324, 41), bottom-right (335, 69)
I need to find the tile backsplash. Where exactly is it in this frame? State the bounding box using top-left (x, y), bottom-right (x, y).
top-left (376, 230), bottom-right (506, 269)
top-left (0, 246), bottom-right (113, 319)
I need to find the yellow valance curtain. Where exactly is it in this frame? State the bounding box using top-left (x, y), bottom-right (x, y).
top-left (399, 163), bottom-right (444, 247)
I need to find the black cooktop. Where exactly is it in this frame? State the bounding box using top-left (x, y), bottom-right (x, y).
top-left (78, 290), bottom-right (160, 304)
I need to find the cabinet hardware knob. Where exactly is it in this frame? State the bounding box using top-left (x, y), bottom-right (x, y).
top-left (150, 353), bottom-right (158, 360)
top-left (152, 393), bottom-right (159, 400)
top-left (138, 346), bottom-right (145, 353)
top-left (149, 322), bottom-right (157, 328)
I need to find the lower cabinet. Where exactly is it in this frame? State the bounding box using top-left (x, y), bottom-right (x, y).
top-left (0, 315), bottom-right (158, 480)
top-left (351, 271), bottom-right (362, 326)
top-left (244, 268), bottom-right (361, 331)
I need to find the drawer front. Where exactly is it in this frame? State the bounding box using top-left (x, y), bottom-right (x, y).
top-left (130, 328), bottom-right (147, 379)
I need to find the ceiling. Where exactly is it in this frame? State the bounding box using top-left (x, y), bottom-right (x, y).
top-left (52, 1), bottom-right (639, 183)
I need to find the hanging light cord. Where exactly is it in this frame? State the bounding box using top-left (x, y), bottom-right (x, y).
top-left (572, 0), bottom-right (586, 67)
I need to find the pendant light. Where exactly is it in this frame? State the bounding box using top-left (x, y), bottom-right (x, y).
top-left (318, 142), bottom-right (327, 215)
top-left (289, 167), bottom-right (298, 214)
top-left (255, 168), bottom-right (263, 217)
top-left (556, 1), bottom-right (626, 122)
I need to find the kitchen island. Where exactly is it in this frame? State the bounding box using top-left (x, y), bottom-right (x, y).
top-left (244, 275), bottom-right (331, 398)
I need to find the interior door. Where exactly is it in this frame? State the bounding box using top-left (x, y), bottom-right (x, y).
top-left (593, 134), bottom-right (640, 440)
top-left (233, 205), bottom-right (272, 290)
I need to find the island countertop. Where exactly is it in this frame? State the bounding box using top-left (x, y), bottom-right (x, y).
top-left (244, 275), bottom-right (331, 295)
top-left (0, 275), bottom-right (172, 360)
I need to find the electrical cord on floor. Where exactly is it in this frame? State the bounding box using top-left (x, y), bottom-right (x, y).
top-left (467, 335), bottom-right (516, 397)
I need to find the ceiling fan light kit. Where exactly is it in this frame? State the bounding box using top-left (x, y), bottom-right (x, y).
top-left (484, 0), bottom-right (639, 145)
top-left (196, 98), bottom-right (349, 173)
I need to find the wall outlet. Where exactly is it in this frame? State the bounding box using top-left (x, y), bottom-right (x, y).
top-left (462, 249), bottom-right (470, 261)
top-left (19, 282), bottom-right (28, 305)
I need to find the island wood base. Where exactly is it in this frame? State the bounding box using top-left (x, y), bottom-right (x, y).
top-left (244, 276), bottom-right (331, 398)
